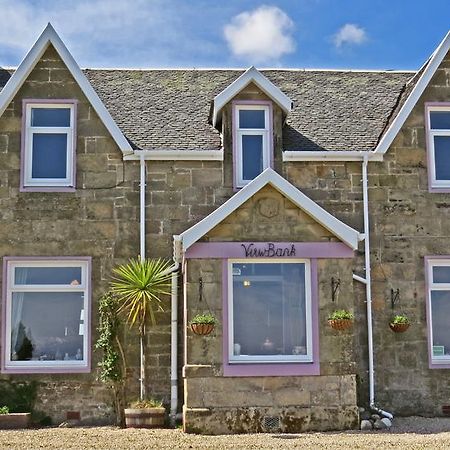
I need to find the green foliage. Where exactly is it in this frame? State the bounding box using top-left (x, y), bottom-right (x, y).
top-left (95, 291), bottom-right (124, 384)
top-left (111, 258), bottom-right (174, 330)
top-left (391, 314), bottom-right (409, 325)
top-left (190, 312), bottom-right (218, 325)
top-left (0, 406), bottom-right (9, 415)
top-left (0, 380), bottom-right (38, 413)
top-left (129, 399), bottom-right (163, 409)
top-left (328, 309), bottom-right (354, 320)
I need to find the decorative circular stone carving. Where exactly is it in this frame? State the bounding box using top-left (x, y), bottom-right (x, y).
top-left (257, 197), bottom-right (280, 218)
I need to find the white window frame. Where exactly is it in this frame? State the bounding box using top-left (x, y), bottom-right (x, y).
top-left (24, 103), bottom-right (75, 188)
top-left (234, 104), bottom-right (271, 188)
top-left (228, 258), bottom-right (313, 364)
top-left (3, 259), bottom-right (90, 372)
top-left (426, 258), bottom-right (450, 365)
top-left (427, 105), bottom-right (450, 189)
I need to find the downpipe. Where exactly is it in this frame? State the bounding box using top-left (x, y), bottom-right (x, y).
top-left (361, 155), bottom-right (393, 421)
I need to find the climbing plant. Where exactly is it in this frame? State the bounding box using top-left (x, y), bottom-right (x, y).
top-left (95, 291), bottom-right (127, 426)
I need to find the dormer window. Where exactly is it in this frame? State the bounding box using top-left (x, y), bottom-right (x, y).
top-left (21, 101), bottom-right (77, 191)
top-left (234, 102), bottom-right (272, 188)
top-left (426, 105), bottom-right (450, 191)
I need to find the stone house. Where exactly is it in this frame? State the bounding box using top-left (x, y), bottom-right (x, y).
top-left (0, 24), bottom-right (450, 433)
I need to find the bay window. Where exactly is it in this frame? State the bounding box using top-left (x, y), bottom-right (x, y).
top-left (2, 258), bottom-right (90, 373)
top-left (22, 101), bottom-right (76, 190)
top-left (426, 258), bottom-right (450, 367)
top-left (234, 103), bottom-right (272, 188)
top-left (228, 260), bottom-right (312, 363)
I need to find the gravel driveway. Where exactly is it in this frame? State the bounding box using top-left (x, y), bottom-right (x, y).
top-left (1, 417), bottom-right (450, 449)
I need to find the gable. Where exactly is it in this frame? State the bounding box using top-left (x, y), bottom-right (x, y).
top-left (0, 24), bottom-right (132, 155)
top-left (203, 185), bottom-right (336, 243)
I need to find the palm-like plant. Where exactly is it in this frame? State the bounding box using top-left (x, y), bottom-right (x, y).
top-left (111, 258), bottom-right (174, 400)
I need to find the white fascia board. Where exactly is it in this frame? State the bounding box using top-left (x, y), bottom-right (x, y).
top-left (374, 30), bottom-right (450, 155)
top-left (123, 149), bottom-right (224, 161)
top-left (0, 23), bottom-right (133, 155)
top-left (212, 66), bottom-right (292, 126)
top-left (179, 168), bottom-right (362, 251)
top-left (283, 150), bottom-right (384, 162)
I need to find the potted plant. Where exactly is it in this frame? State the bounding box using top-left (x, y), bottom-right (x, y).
top-left (328, 309), bottom-right (354, 330)
top-left (389, 314), bottom-right (410, 333)
top-left (124, 399), bottom-right (165, 429)
top-left (189, 312), bottom-right (218, 336)
top-left (110, 257), bottom-right (175, 427)
top-left (0, 406), bottom-right (31, 429)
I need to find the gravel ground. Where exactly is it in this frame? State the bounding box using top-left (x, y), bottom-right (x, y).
top-left (1, 417), bottom-right (450, 449)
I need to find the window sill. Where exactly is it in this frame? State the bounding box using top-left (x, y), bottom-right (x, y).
top-left (223, 361), bottom-right (320, 377)
top-left (1, 364), bottom-right (90, 374)
top-left (20, 186), bottom-right (76, 193)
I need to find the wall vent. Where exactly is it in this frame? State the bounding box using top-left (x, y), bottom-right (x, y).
top-left (442, 405), bottom-right (450, 416)
top-left (262, 415), bottom-right (281, 431)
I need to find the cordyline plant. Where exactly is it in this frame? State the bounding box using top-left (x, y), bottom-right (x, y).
top-left (110, 258), bottom-right (174, 401)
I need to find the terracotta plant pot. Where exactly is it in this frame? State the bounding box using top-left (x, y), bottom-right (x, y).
top-left (124, 407), bottom-right (166, 428)
top-left (0, 413), bottom-right (31, 429)
top-left (328, 318), bottom-right (353, 331)
top-left (190, 323), bottom-right (215, 335)
top-left (389, 322), bottom-right (410, 333)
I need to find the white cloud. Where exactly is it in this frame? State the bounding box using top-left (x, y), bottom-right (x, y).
top-left (333, 24), bottom-right (367, 48)
top-left (224, 6), bottom-right (295, 65)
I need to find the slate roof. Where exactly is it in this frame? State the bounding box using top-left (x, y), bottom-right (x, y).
top-left (0, 67), bottom-right (413, 151)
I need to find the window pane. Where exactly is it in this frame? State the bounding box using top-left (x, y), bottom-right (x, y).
top-left (31, 108), bottom-right (71, 127)
top-left (15, 267), bottom-right (82, 285)
top-left (10, 292), bottom-right (84, 362)
top-left (242, 135), bottom-right (263, 180)
top-left (434, 136), bottom-right (450, 180)
top-left (430, 111), bottom-right (450, 130)
top-left (239, 110), bottom-right (265, 129)
top-left (32, 134), bottom-right (67, 179)
top-left (432, 266), bottom-right (450, 283)
top-left (431, 290), bottom-right (450, 357)
top-left (232, 263), bottom-right (307, 357)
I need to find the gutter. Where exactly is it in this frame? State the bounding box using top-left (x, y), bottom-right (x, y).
top-left (353, 155), bottom-right (393, 420)
top-left (283, 150), bottom-right (384, 162)
top-left (124, 149), bottom-right (224, 161)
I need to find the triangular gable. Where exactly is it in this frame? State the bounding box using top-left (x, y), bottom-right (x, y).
top-left (178, 168), bottom-right (362, 251)
top-left (0, 23), bottom-right (133, 155)
top-left (212, 66), bottom-right (292, 127)
top-left (375, 30), bottom-right (450, 155)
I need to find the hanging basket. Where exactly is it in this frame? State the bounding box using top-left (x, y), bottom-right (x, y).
top-left (389, 322), bottom-right (410, 333)
top-left (328, 318), bottom-right (353, 331)
top-left (190, 323), bottom-right (215, 336)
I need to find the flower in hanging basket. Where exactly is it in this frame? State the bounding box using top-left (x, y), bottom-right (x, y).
top-left (189, 313), bottom-right (218, 336)
top-left (328, 309), bottom-right (354, 331)
top-left (389, 314), bottom-right (410, 333)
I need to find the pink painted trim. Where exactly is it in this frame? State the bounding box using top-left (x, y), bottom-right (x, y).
top-left (1, 256), bottom-right (91, 374)
top-left (186, 242), bottom-right (354, 259)
top-left (424, 256), bottom-right (450, 369)
top-left (425, 103), bottom-right (450, 193)
top-left (222, 259), bottom-right (320, 377)
top-left (20, 99), bottom-right (78, 193)
top-left (232, 100), bottom-right (274, 191)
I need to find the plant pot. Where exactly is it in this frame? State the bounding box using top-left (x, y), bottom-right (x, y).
top-left (190, 323), bottom-right (215, 335)
top-left (124, 407), bottom-right (166, 428)
top-left (328, 318), bottom-right (353, 331)
top-left (389, 322), bottom-right (410, 333)
top-left (0, 413), bottom-right (31, 429)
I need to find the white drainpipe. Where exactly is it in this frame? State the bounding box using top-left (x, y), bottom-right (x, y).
top-left (356, 155), bottom-right (393, 420)
top-left (139, 153), bottom-right (146, 261)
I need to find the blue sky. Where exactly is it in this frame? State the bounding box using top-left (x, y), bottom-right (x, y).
top-left (0, 0), bottom-right (449, 70)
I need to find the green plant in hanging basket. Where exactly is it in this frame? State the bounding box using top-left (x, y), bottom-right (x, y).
top-left (190, 313), bottom-right (218, 335)
top-left (328, 309), bottom-right (354, 331)
top-left (389, 314), bottom-right (410, 333)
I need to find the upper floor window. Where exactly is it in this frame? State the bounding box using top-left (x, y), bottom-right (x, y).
top-left (233, 103), bottom-right (272, 188)
top-left (22, 101), bottom-right (76, 191)
top-left (1, 257), bottom-right (91, 373)
top-left (426, 105), bottom-right (450, 190)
